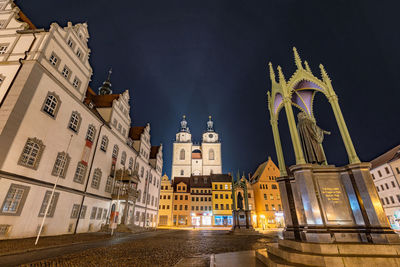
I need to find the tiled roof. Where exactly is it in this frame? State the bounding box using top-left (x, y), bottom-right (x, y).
top-left (18, 11), bottom-right (36, 30)
top-left (190, 175), bottom-right (212, 188)
top-left (250, 161), bottom-right (268, 183)
top-left (129, 126), bottom-right (145, 140)
top-left (172, 177), bottom-right (191, 192)
top-left (84, 86), bottom-right (119, 108)
top-left (371, 145), bottom-right (400, 169)
top-left (150, 146), bottom-right (160, 159)
top-left (210, 173), bottom-right (232, 183)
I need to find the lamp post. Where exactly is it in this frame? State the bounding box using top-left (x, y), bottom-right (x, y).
top-left (35, 135), bottom-right (73, 245)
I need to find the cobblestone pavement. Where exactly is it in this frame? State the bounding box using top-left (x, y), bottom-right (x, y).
top-left (19, 230), bottom-right (277, 267)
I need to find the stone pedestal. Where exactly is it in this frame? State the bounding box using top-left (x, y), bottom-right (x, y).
top-left (256, 239), bottom-right (400, 266)
top-left (277, 163), bottom-right (400, 244)
top-left (231, 210), bottom-right (255, 234)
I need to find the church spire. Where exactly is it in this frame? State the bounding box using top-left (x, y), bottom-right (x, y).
top-left (207, 115), bottom-right (214, 132)
top-left (98, 68), bottom-right (113, 95)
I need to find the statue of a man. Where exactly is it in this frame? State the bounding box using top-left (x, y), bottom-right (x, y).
top-left (297, 112), bottom-right (330, 164)
top-left (237, 192), bottom-right (244, 210)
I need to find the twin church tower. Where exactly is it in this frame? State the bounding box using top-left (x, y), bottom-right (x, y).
top-left (171, 116), bottom-right (222, 180)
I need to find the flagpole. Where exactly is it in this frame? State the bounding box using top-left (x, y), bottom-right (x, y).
top-left (35, 134), bottom-right (73, 245)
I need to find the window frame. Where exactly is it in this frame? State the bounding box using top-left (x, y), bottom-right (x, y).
top-left (18, 137), bottom-right (45, 170)
top-left (41, 91), bottom-right (61, 118)
top-left (68, 111), bottom-right (82, 133)
top-left (73, 162), bottom-right (87, 184)
top-left (38, 191), bottom-right (60, 218)
top-left (1, 184), bottom-right (30, 216)
top-left (91, 168), bottom-right (102, 189)
top-left (51, 151), bottom-right (71, 178)
top-left (100, 136), bottom-right (108, 152)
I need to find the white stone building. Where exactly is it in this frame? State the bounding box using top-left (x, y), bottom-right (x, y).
top-left (0, 0), bottom-right (162, 239)
top-left (370, 145), bottom-right (400, 230)
top-left (171, 116), bottom-right (222, 181)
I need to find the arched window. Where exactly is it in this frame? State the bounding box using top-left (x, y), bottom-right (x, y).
top-left (100, 136), bottom-right (108, 152)
top-left (121, 151), bottom-right (126, 165)
top-left (86, 125), bottom-right (96, 142)
top-left (179, 149), bottom-right (185, 160)
top-left (42, 92), bottom-right (61, 118)
top-left (128, 157), bottom-right (133, 169)
top-left (180, 169), bottom-right (184, 175)
top-left (209, 149), bottom-right (215, 160)
top-left (112, 145), bottom-right (119, 159)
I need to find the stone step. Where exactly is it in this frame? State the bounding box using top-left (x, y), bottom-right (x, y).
top-left (256, 248), bottom-right (308, 267)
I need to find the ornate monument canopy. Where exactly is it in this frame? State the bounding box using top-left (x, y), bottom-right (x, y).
top-left (267, 48), bottom-right (360, 176)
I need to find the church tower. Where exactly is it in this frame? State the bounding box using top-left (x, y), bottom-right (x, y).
top-left (171, 116), bottom-right (222, 181)
top-left (171, 116), bottom-right (193, 180)
top-left (201, 116), bottom-right (222, 175)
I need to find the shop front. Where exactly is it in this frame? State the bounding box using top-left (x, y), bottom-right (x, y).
top-left (191, 212), bottom-right (212, 226)
top-left (214, 215), bottom-right (233, 226)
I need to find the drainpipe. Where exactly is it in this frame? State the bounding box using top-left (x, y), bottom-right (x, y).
top-left (74, 123), bottom-right (105, 234)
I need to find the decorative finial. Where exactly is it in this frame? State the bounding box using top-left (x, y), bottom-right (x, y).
top-left (277, 65), bottom-right (286, 84)
top-left (180, 115), bottom-right (188, 132)
top-left (293, 47), bottom-right (303, 69)
top-left (304, 61), bottom-right (312, 74)
top-left (268, 62), bottom-right (276, 83)
top-left (319, 64), bottom-right (331, 82)
top-left (207, 115), bottom-right (214, 132)
top-left (183, 115), bottom-right (186, 119)
top-left (107, 68), bottom-right (112, 81)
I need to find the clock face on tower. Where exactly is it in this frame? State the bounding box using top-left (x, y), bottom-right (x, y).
top-left (209, 134), bottom-right (213, 138)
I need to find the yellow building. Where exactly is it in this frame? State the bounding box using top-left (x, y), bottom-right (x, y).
top-left (250, 157), bottom-right (283, 229)
top-left (211, 174), bottom-right (233, 226)
top-left (158, 174), bottom-right (173, 226)
top-left (190, 176), bottom-right (213, 226)
top-left (172, 177), bottom-right (191, 226)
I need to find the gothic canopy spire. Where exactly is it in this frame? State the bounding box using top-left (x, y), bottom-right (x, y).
top-left (98, 68), bottom-right (113, 95)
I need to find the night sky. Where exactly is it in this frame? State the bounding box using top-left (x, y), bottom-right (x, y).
top-left (18, 0), bottom-right (400, 177)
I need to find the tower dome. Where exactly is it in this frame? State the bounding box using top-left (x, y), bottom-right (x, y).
top-left (207, 116), bottom-right (214, 132)
top-left (180, 115), bottom-right (190, 133)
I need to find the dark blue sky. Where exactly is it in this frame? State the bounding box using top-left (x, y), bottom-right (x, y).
top-left (19, 0), bottom-right (400, 177)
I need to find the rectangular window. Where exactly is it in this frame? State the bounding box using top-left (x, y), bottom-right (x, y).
top-left (278, 204), bottom-right (282, 211)
top-left (270, 194), bottom-right (274, 200)
top-left (18, 138), bottom-right (45, 170)
top-left (0, 44), bottom-right (8, 54)
top-left (219, 185), bottom-right (222, 190)
top-left (272, 184), bottom-right (277, 189)
top-left (214, 185), bottom-right (217, 190)
top-left (378, 170), bottom-right (382, 177)
top-left (185, 195), bottom-right (188, 200)
top-left (385, 167), bottom-right (390, 174)
top-left (272, 204), bottom-right (276, 211)
top-left (385, 197), bottom-right (390, 205)
top-left (226, 204), bottom-right (229, 210)
top-left (80, 205), bottom-right (87, 218)
top-left (90, 207), bottom-right (97, 219)
top-left (70, 204), bottom-right (80, 218)
top-left (397, 195), bottom-right (400, 202)
top-left (174, 205), bottom-right (177, 210)
top-left (97, 208), bottom-right (103, 220)
top-left (264, 194), bottom-right (267, 200)
top-left (385, 183), bottom-right (389, 189)
top-left (72, 77), bottom-right (81, 89)
top-left (376, 186), bottom-right (380, 192)
top-left (215, 204), bottom-right (218, 210)
top-left (38, 191), bottom-right (60, 217)
top-left (381, 185), bottom-right (385, 191)
top-left (49, 52), bottom-right (59, 66)
top-left (248, 193), bottom-right (251, 198)
top-left (220, 194), bottom-right (223, 199)
top-left (265, 204), bottom-right (269, 211)
top-left (390, 196), bottom-right (395, 204)
top-left (179, 205), bottom-right (182, 210)
top-left (397, 167), bottom-right (400, 174)
top-left (61, 66), bottom-right (71, 79)
top-left (76, 49), bottom-right (82, 58)
top-left (392, 181), bottom-right (396, 188)
top-left (51, 152), bottom-right (70, 178)
top-left (180, 195), bottom-right (183, 200)
top-left (73, 162), bottom-right (87, 183)
top-left (67, 38), bottom-right (75, 48)
top-left (225, 194), bottom-right (228, 199)
top-left (184, 205), bottom-right (188, 210)
top-left (105, 176), bottom-right (113, 193)
top-left (103, 209), bottom-right (107, 220)
top-left (175, 195), bottom-right (177, 200)
top-left (215, 194), bottom-right (219, 199)
top-left (1, 184), bottom-right (30, 215)
top-left (372, 174), bottom-right (375, 180)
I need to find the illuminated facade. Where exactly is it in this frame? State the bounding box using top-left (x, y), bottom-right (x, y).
top-left (370, 145), bottom-right (400, 230)
top-left (171, 116), bottom-right (222, 180)
top-left (250, 157), bottom-right (283, 229)
top-left (157, 174), bottom-right (173, 226)
top-left (211, 174), bottom-right (234, 226)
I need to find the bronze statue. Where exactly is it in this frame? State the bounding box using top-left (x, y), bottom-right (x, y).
top-left (237, 192), bottom-right (244, 210)
top-left (297, 112), bottom-right (330, 164)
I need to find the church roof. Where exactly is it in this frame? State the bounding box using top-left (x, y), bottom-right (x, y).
top-left (371, 145), bottom-right (400, 169)
top-left (129, 126), bottom-right (145, 140)
top-left (150, 146), bottom-right (160, 159)
top-left (250, 161), bottom-right (269, 183)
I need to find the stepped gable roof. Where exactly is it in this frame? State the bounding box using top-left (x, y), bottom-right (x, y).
top-left (18, 10), bottom-right (36, 30)
top-left (371, 145), bottom-right (400, 169)
top-left (150, 146), bottom-right (160, 159)
top-left (210, 173), bottom-right (232, 183)
top-left (129, 126), bottom-right (145, 140)
top-left (172, 177), bottom-right (190, 192)
top-left (190, 175), bottom-right (212, 188)
top-left (82, 87), bottom-right (108, 124)
top-left (250, 161), bottom-right (268, 183)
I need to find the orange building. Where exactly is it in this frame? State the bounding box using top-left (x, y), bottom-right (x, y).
top-left (172, 177), bottom-right (191, 226)
top-left (250, 157), bottom-right (283, 229)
